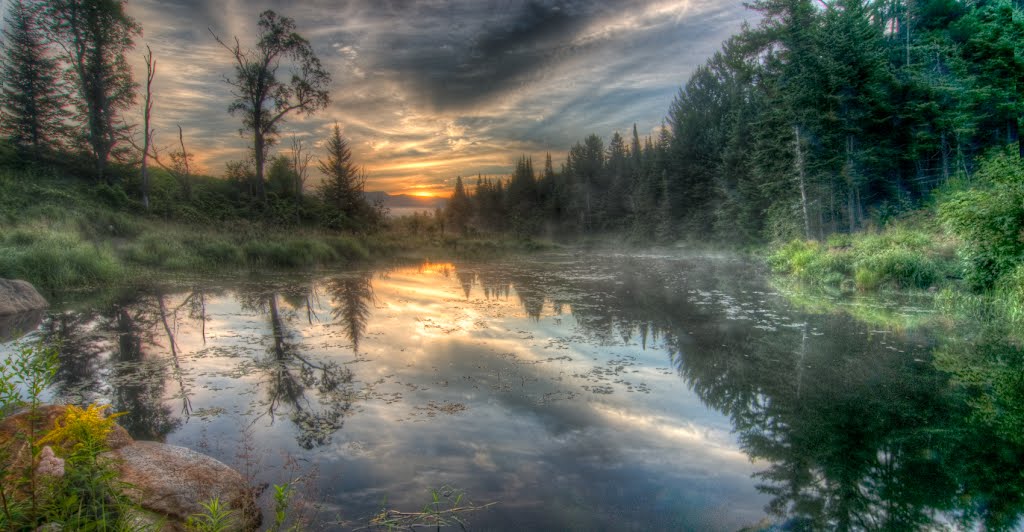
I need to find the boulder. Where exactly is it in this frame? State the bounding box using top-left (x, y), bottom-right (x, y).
top-left (0, 405), bottom-right (133, 481)
top-left (102, 441), bottom-right (260, 531)
top-left (0, 309), bottom-right (44, 342)
top-left (0, 279), bottom-right (47, 315)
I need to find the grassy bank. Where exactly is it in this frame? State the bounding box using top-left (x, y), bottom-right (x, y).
top-left (0, 170), bottom-right (553, 294)
top-left (767, 148), bottom-right (1024, 332)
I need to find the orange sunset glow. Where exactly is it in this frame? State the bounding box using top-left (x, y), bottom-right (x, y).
top-left (124, 0), bottom-right (749, 196)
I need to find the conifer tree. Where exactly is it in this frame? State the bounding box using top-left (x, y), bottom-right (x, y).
top-left (46, 0), bottom-right (141, 181)
top-left (318, 123), bottom-right (370, 228)
top-left (446, 176), bottom-right (473, 235)
top-left (0, 0), bottom-right (65, 160)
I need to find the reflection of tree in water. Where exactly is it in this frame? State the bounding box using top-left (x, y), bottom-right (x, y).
top-left (530, 256), bottom-right (1024, 530)
top-left (107, 296), bottom-right (180, 441)
top-left (324, 273), bottom-right (375, 354)
top-left (38, 311), bottom-right (108, 402)
top-left (35, 289), bottom-right (211, 441)
top-left (242, 289), bottom-right (355, 450)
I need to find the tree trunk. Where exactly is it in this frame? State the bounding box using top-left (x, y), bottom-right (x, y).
top-left (846, 135), bottom-right (856, 232)
top-left (794, 125), bottom-right (812, 240)
top-left (141, 47), bottom-right (155, 211)
top-left (254, 132), bottom-right (266, 203)
top-left (1010, 117), bottom-right (1021, 159)
top-left (940, 130), bottom-right (950, 183)
top-left (904, 0), bottom-right (911, 68)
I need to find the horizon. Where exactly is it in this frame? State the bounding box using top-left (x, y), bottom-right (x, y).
top-left (119, 0), bottom-right (752, 197)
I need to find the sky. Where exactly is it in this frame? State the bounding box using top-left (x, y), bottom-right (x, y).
top-left (124, 0), bottom-right (753, 196)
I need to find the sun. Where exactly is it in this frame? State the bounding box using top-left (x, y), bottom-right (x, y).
top-left (410, 191), bottom-right (437, 198)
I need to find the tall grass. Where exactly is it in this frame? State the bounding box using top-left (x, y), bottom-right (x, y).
top-left (769, 226), bottom-right (948, 292)
top-left (0, 228), bottom-right (122, 290)
top-left (0, 174), bottom-right (386, 290)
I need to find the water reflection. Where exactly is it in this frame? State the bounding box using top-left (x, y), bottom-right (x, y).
top-left (325, 273), bottom-right (375, 354)
top-left (533, 257), bottom-right (1024, 530)
top-left (4, 254), bottom-right (1024, 529)
top-left (243, 288), bottom-right (356, 450)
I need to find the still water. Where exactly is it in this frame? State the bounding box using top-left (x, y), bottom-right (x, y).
top-left (2, 251), bottom-right (1023, 530)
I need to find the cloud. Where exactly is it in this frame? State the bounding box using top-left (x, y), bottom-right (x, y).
top-left (125, 0), bottom-right (751, 193)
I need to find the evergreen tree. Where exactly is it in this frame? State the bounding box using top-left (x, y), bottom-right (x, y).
top-left (446, 176), bottom-right (473, 235)
top-left (318, 123), bottom-right (371, 229)
top-left (46, 0), bottom-right (141, 181)
top-left (506, 156), bottom-right (539, 235)
top-left (0, 0), bottom-right (65, 160)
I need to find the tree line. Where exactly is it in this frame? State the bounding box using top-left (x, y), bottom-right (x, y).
top-left (0, 0), bottom-right (378, 230)
top-left (445, 0), bottom-right (1022, 243)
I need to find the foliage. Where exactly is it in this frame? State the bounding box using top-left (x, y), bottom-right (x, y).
top-left (939, 148), bottom-right (1024, 289)
top-left (214, 10), bottom-right (331, 202)
top-left (45, 0), bottom-right (141, 181)
top-left (0, 0), bottom-right (65, 161)
top-left (38, 403), bottom-right (124, 457)
top-left (0, 227), bottom-right (123, 291)
top-left (436, 0), bottom-right (1021, 248)
top-left (318, 123), bottom-right (378, 230)
top-left (770, 224), bottom-right (948, 292)
top-left (0, 341), bottom-right (58, 415)
top-left (0, 342), bottom-right (57, 527)
top-left (186, 498), bottom-right (235, 532)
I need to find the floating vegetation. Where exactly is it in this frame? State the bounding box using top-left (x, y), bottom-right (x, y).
top-left (355, 486), bottom-right (496, 531)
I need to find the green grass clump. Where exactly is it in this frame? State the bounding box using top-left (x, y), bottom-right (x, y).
top-left (853, 247), bottom-right (939, 291)
top-left (184, 235), bottom-right (246, 267)
top-left (771, 225), bottom-right (946, 292)
top-left (123, 233), bottom-right (193, 269)
top-left (0, 228), bottom-right (122, 291)
top-left (768, 240), bottom-right (852, 287)
top-left (323, 235), bottom-right (370, 262)
top-left (243, 238), bottom-right (337, 268)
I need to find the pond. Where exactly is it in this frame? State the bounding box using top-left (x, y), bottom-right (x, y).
top-left (2, 251), bottom-right (1023, 530)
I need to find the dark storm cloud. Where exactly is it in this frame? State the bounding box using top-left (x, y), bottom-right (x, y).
top-left (371, 0), bottom-right (652, 112)
top-left (124, 0), bottom-right (752, 192)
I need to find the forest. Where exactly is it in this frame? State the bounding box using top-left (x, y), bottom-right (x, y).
top-left (0, 0), bottom-right (1022, 296)
top-left (0, 1), bottom-right (381, 230)
top-left (443, 0), bottom-right (1022, 245)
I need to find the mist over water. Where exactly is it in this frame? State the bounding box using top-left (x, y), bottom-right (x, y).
top-left (3, 251), bottom-right (1022, 530)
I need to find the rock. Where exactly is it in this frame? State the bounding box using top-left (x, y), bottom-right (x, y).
top-left (0, 279), bottom-right (47, 315)
top-left (102, 441), bottom-right (260, 531)
top-left (0, 405), bottom-right (133, 482)
top-left (0, 309), bottom-right (44, 342)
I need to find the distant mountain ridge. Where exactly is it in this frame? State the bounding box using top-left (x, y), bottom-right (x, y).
top-left (365, 191), bottom-right (447, 210)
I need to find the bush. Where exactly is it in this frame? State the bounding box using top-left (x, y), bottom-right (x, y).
top-left (939, 148), bottom-right (1024, 289)
top-left (186, 236), bottom-right (245, 267)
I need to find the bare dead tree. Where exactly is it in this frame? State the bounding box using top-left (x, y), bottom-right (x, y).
top-left (141, 45), bottom-right (155, 210)
top-left (290, 134), bottom-right (313, 201)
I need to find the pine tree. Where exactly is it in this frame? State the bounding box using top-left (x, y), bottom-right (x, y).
top-left (46, 0), bottom-right (141, 181)
top-left (0, 0), bottom-right (65, 160)
top-left (506, 156), bottom-right (539, 235)
top-left (446, 176), bottom-right (473, 235)
top-left (318, 123), bottom-right (369, 228)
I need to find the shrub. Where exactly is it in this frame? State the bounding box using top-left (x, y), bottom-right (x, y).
top-left (186, 236), bottom-right (245, 267)
top-left (939, 148), bottom-right (1024, 289)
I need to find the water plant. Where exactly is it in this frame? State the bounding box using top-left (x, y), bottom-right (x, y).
top-left (359, 486), bottom-right (496, 531)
